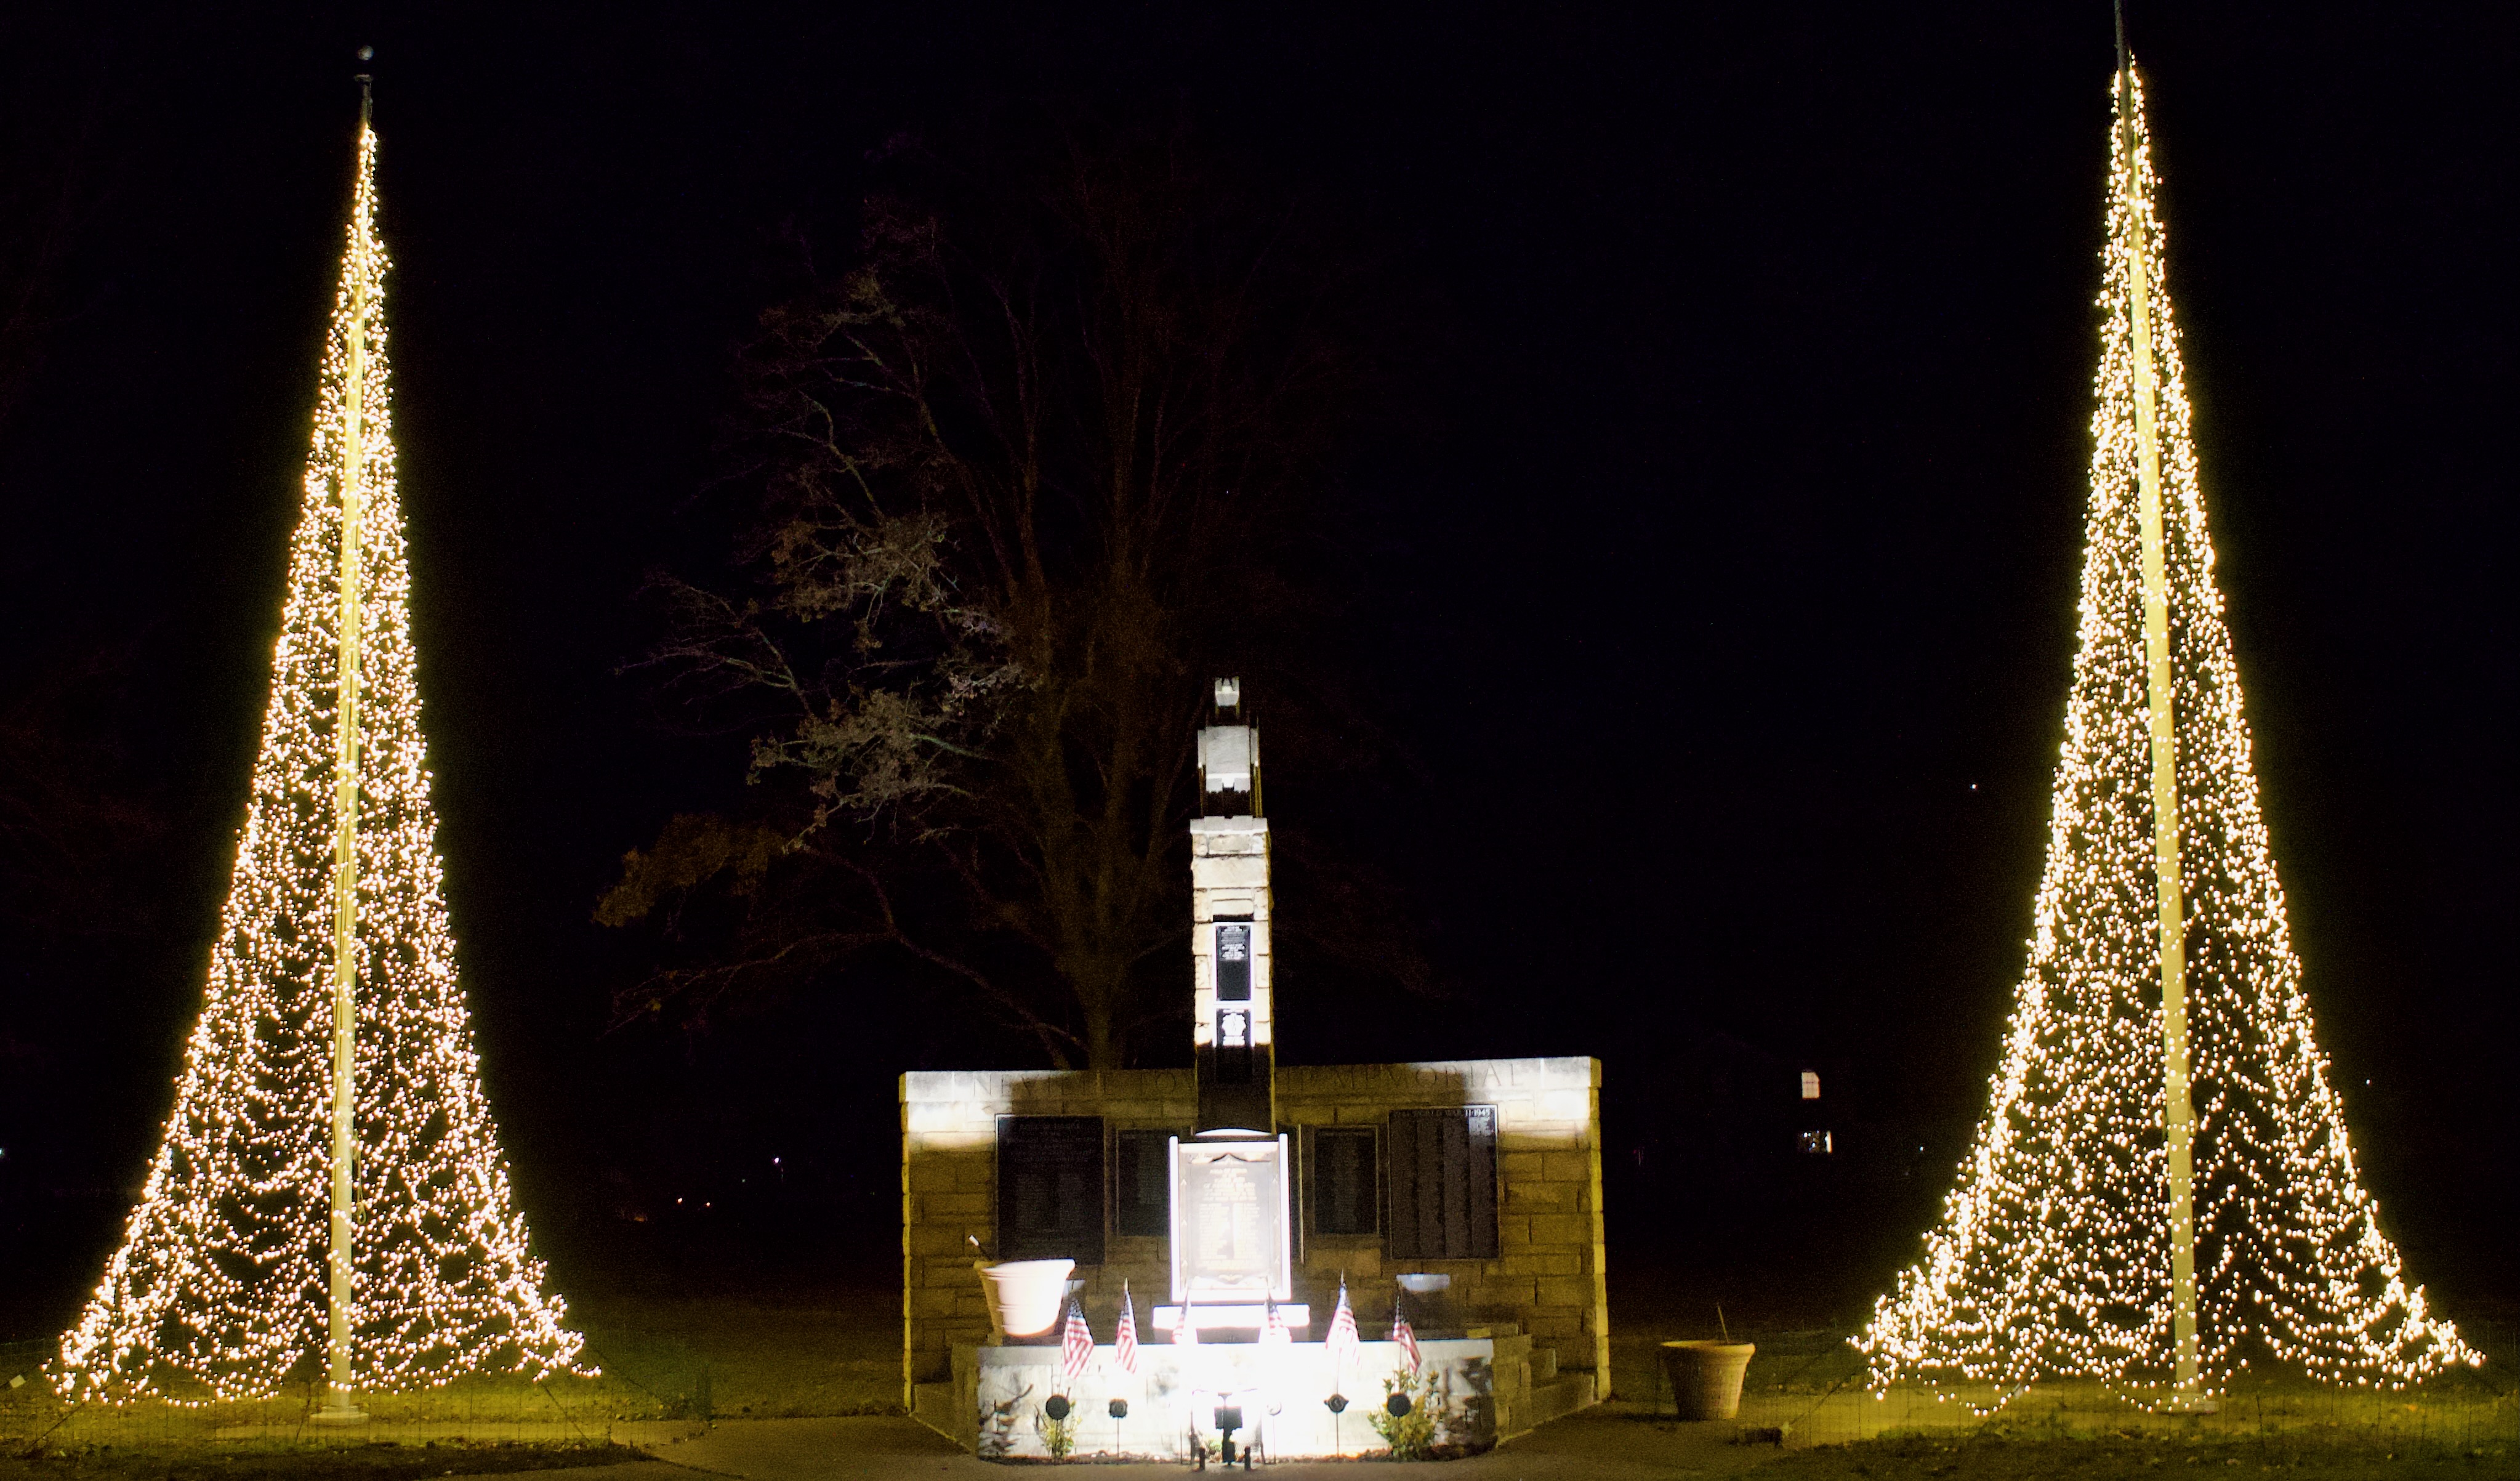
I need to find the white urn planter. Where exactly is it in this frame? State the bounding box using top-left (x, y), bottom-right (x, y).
top-left (975, 1258), bottom-right (1074, 1339)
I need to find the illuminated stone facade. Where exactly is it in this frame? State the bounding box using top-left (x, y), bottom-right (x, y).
top-left (898, 1056), bottom-right (1606, 1434)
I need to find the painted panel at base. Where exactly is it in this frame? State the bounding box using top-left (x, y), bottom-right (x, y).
top-left (968, 1339), bottom-right (1513, 1461)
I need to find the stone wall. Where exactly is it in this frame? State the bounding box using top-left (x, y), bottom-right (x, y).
top-left (1274, 1058), bottom-right (1608, 1390)
top-left (899, 1057), bottom-right (1607, 1407)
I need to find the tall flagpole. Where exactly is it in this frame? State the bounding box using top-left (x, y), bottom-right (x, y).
top-left (2115, 6), bottom-right (2205, 1410)
top-left (318, 66), bottom-right (377, 1427)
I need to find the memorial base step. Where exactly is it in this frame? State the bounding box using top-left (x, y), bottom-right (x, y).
top-left (1526, 1370), bottom-right (1597, 1428)
top-left (911, 1381), bottom-right (959, 1443)
top-left (1151, 1302), bottom-right (1309, 1334)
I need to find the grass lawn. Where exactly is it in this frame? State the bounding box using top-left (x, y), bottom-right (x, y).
top-left (1755, 1433), bottom-right (2514, 1479)
top-left (0, 1441), bottom-right (646, 1481)
top-left (4, 1257), bottom-right (2513, 1476)
top-left (566, 1288), bottom-right (899, 1419)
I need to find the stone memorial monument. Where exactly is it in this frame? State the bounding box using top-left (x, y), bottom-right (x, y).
top-left (1156, 683), bottom-right (1304, 1339)
top-left (901, 681), bottom-right (1608, 1461)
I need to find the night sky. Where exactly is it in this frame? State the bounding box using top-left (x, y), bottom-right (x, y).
top-left (2, 3), bottom-right (2513, 1333)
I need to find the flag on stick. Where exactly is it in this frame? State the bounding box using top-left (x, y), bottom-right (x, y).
top-left (1325, 1278), bottom-right (1359, 1367)
top-left (1059, 1299), bottom-right (1093, 1382)
top-left (1262, 1296), bottom-right (1292, 1346)
top-left (1171, 1294), bottom-right (1198, 1348)
top-left (1114, 1282), bottom-right (1140, 1374)
top-left (1390, 1296), bottom-right (1420, 1373)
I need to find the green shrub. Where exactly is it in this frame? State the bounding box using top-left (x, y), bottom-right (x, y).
top-left (1369, 1369), bottom-right (1439, 1461)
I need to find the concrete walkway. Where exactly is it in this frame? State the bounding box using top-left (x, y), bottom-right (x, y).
top-left (611, 1410), bottom-right (1790, 1479)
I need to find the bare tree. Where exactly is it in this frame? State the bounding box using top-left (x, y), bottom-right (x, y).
top-left (601, 105), bottom-right (1414, 1068)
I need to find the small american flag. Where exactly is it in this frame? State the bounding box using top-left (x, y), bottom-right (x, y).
top-left (1324, 1278), bottom-right (1360, 1366)
top-left (1390, 1296), bottom-right (1420, 1373)
top-left (1261, 1296), bottom-right (1292, 1346)
top-left (1171, 1294), bottom-right (1198, 1347)
top-left (1059, 1299), bottom-right (1094, 1381)
top-left (1114, 1282), bottom-right (1140, 1374)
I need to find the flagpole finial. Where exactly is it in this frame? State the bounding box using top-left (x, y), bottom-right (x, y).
top-left (355, 46), bottom-right (374, 126)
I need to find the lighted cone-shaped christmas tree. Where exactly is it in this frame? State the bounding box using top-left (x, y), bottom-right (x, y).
top-left (56, 101), bottom-right (581, 1406)
top-left (1857, 62), bottom-right (2476, 1397)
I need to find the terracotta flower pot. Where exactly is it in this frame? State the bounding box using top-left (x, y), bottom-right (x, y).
top-left (1657, 1339), bottom-right (1756, 1421)
top-left (976, 1258), bottom-right (1075, 1339)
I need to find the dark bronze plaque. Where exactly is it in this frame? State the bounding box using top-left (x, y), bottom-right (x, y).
top-left (1385, 1106), bottom-right (1498, 1260)
top-left (996, 1115), bottom-right (1106, 1264)
top-left (1215, 921), bottom-right (1252, 1001)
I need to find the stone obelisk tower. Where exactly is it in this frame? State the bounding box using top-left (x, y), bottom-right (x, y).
top-left (1190, 679), bottom-right (1275, 1135)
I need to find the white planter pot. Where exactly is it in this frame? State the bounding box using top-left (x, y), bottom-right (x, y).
top-left (976, 1259), bottom-right (1075, 1339)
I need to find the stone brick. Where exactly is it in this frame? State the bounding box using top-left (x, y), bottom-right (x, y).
top-left (912, 1225), bottom-right (979, 1256)
top-left (1478, 1276), bottom-right (1537, 1307)
top-left (1540, 1089), bottom-right (1590, 1122)
top-left (1535, 1275), bottom-right (1592, 1308)
top-left (1526, 1308), bottom-right (1585, 1343)
top-left (1497, 1127), bottom-right (1582, 1152)
top-left (1500, 1249), bottom-right (1585, 1277)
top-left (1526, 1214), bottom-right (1587, 1247)
top-left (1540, 1151), bottom-right (1592, 1182)
top-left (1305, 1246), bottom-right (1379, 1278)
top-left (921, 1191), bottom-right (989, 1217)
top-left (1506, 1182), bottom-right (1576, 1212)
top-left (905, 1161), bottom-right (959, 1193)
top-left (907, 1130), bottom-right (994, 1153)
top-left (904, 1101), bottom-right (978, 1134)
top-left (1197, 855), bottom-right (1269, 889)
top-left (1500, 1151), bottom-right (1547, 1182)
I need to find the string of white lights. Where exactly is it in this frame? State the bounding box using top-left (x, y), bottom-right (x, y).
top-left (1856, 65), bottom-right (2476, 1395)
top-left (55, 119), bottom-right (583, 1403)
